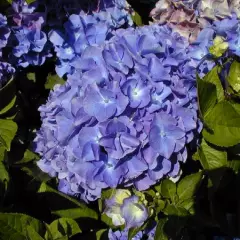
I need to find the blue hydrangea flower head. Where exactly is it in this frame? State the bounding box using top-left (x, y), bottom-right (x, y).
top-left (35, 24), bottom-right (201, 202)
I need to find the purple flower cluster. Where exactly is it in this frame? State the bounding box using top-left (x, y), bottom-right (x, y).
top-left (0, 14), bottom-right (11, 58)
top-left (49, 0), bottom-right (133, 77)
top-left (0, 61), bottom-right (15, 89)
top-left (188, 15), bottom-right (240, 75)
top-left (42, 0), bottom-right (132, 27)
top-left (34, 24), bottom-right (201, 202)
top-left (108, 229), bottom-right (143, 240)
top-left (6, 0), bottom-right (52, 67)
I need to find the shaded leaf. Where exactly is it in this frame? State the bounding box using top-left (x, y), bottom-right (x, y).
top-left (0, 96), bottom-right (16, 116)
top-left (0, 119), bottom-right (17, 151)
top-left (38, 183), bottom-right (98, 220)
top-left (227, 60), bottom-right (240, 92)
top-left (26, 225), bottom-right (44, 240)
top-left (227, 160), bottom-right (240, 174)
top-left (203, 101), bottom-right (240, 147)
top-left (198, 139), bottom-right (227, 169)
top-left (197, 75), bottom-right (217, 119)
top-left (16, 149), bottom-right (40, 164)
top-left (161, 179), bottom-right (176, 201)
top-left (177, 171), bottom-right (203, 201)
top-left (154, 218), bottom-right (168, 240)
top-left (0, 213), bottom-right (44, 240)
top-left (202, 65), bottom-right (224, 101)
top-left (96, 229), bottom-right (108, 240)
top-left (45, 218), bottom-right (81, 240)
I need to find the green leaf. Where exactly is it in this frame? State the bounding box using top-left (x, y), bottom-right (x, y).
top-left (96, 229), bottom-right (107, 240)
top-left (177, 171), bottom-right (203, 201)
top-left (163, 204), bottom-right (189, 217)
top-left (0, 119), bottom-right (17, 151)
top-left (0, 78), bottom-right (16, 115)
top-left (155, 199), bottom-right (166, 213)
top-left (203, 101), bottom-right (240, 147)
top-left (16, 149), bottom-right (40, 164)
top-left (177, 199), bottom-right (195, 213)
top-left (227, 60), bottom-right (240, 92)
top-left (38, 182), bottom-right (98, 220)
top-left (26, 225), bottom-right (44, 240)
top-left (45, 218), bottom-right (81, 240)
top-left (154, 218), bottom-right (168, 240)
top-left (132, 11), bottom-right (143, 26)
top-left (227, 160), bottom-right (240, 174)
top-left (202, 65), bottom-right (225, 101)
top-left (45, 74), bottom-right (65, 90)
top-left (27, 73), bottom-right (36, 83)
top-left (197, 75), bottom-right (217, 119)
top-left (161, 179), bottom-right (176, 201)
top-left (22, 163), bottom-right (51, 182)
top-left (0, 213), bottom-right (44, 240)
top-left (25, 0), bottom-right (36, 4)
top-left (0, 146), bottom-right (9, 190)
top-left (197, 139), bottom-right (227, 169)
top-left (0, 96), bottom-right (16, 116)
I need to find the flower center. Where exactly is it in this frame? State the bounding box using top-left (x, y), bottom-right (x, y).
top-left (160, 130), bottom-right (166, 137)
top-left (133, 88), bottom-right (139, 96)
top-left (104, 98), bottom-right (109, 103)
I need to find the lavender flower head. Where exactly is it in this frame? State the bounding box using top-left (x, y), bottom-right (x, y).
top-left (34, 24), bottom-right (201, 202)
top-left (0, 62), bottom-right (15, 89)
top-left (0, 14), bottom-right (11, 57)
top-left (49, 0), bottom-right (133, 77)
top-left (6, 0), bottom-right (52, 67)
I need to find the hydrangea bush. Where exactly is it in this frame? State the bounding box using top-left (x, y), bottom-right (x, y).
top-left (0, 0), bottom-right (240, 239)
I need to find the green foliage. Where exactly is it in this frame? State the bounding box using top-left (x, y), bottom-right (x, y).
top-left (0, 146), bottom-right (9, 193)
top-left (160, 179), bottom-right (176, 201)
top-left (197, 74), bottom-right (217, 119)
top-left (16, 149), bottom-right (40, 164)
top-left (154, 218), bottom-right (168, 240)
top-left (45, 74), bottom-right (65, 90)
top-left (38, 182), bottom-right (98, 220)
top-left (0, 119), bottom-right (17, 151)
top-left (45, 218), bottom-right (81, 240)
top-left (197, 139), bottom-right (227, 169)
top-left (177, 171), bottom-right (203, 202)
top-left (227, 60), bottom-right (240, 93)
top-left (203, 101), bottom-right (240, 146)
top-left (132, 11), bottom-right (143, 26)
top-left (96, 229), bottom-right (108, 240)
top-left (0, 213), bottom-right (44, 240)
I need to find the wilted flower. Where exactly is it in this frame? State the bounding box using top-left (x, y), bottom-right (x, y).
top-left (150, 1), bottom-right (201, 42)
